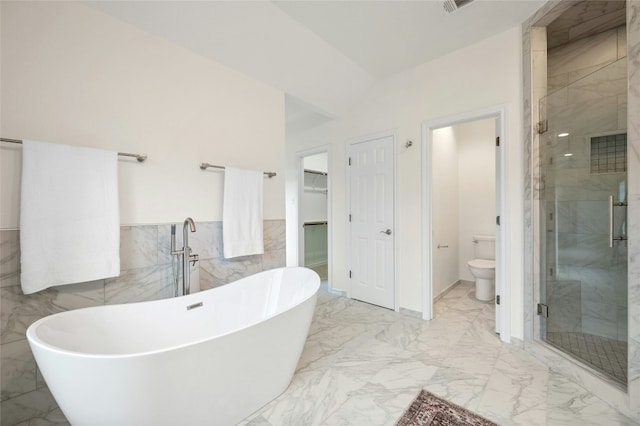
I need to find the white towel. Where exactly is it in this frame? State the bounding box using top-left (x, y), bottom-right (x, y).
top-left (20, 140), bottom-right (120, 294)
top-left (223, 167), bottom-right (264, 259)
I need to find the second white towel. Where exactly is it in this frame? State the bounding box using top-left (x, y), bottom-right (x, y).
top-left (223, 167), bottom-right (264, 259)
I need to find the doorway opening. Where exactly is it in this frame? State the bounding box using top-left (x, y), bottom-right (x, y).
top-left (299, 151), bottom-right (330, 288)
top-left (422, 106), bottom-right (509, 342)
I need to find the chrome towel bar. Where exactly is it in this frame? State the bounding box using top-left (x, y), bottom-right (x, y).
top-left (1, 138), bottom-right (147, 162)
top-left (199, 162), bottom-right (276, 178)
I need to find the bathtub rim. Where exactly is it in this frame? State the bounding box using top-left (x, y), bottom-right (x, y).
top-left (26, 266), bottom-right (320, 360)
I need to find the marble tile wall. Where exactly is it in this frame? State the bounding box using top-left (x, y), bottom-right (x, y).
top-left (626, 0), bottom-right (640, 413)
top-left (527, 22), bottom-right (553, 342)
top-left (523, 0), bottom-right (640, 416)
top-left (546, 0), bottom-right (626, 50)
top-left (0, 219), bottom-right (285, 425)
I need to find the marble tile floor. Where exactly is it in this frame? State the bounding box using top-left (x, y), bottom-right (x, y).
top-left (547, 331), bottom-right (628, 384)
top-left (240, 283), bottom-right (638, 426)
top-left (20, 282), bottom-right (638, 426)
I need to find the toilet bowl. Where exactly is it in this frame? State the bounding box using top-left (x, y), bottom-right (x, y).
top-left (468, 259), bottom-right (495, 301)
top-left (467, 235), bottom-right (495, 302)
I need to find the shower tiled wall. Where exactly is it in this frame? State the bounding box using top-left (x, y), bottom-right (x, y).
top-left (0, 219), bottom-right (285, 425)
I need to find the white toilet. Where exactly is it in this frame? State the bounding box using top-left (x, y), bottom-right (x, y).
top-left (467, 235), bottom-right (495, 301)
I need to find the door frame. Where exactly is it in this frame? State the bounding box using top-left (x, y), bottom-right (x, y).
top-left (297, 145), bottom-right (332, 290)
top-left (422, 105), bottom-right (511, 342)
top-left (346, 130), bottom-right (399, 311)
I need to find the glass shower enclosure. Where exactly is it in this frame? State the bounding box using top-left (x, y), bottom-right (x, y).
top-left (538, 58), bottom-right (628, 385)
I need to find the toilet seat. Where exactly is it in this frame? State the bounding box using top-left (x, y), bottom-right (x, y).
top-left (468, 259), bottom-right (495, 269)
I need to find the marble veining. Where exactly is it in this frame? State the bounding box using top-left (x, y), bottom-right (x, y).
top-left (1, 339), bottom-right (36, 402)
top-left (1, 280), bottom-right (104, 345)
top-left (0, 230), bottom-right (20, 288)
top-left (546, 371), bottom-right (636, 425)
top-left (476, 347), bottom-right (549, 425)
top-left (264, 220), bottom-right (287, 251)
top-left (197, 256), bottom-right (264, 292)
top-left (104, 264), bottom-right (174, 304)
top-left (261, 249), bottom-right (287, 271)
top-left (0, 387), bottom-right (58, 426)
top-left (186, 221), bottom-right (223, 261)
top-left (119, 225), bottom-right (158, 271)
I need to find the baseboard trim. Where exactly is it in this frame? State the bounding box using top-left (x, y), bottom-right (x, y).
top-left (434, 279), bottom-right (471, 302)
top-left (304, 261), bottom-right (328, 268)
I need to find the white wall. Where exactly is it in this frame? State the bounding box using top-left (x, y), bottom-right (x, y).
top-left (0, 2), bottom-right (285, 229)
top-left (303, 153), bottom-right (329, 174)
top-left (286, 25), bottom-right (525, 339)
top-left (457, 118), bottom-right (496, 281)
top-left (432, 127), bottom-right (460, 296)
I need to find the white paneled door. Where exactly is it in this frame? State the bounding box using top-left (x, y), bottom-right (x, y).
top-left (348, 134), bottom-right (395, 310)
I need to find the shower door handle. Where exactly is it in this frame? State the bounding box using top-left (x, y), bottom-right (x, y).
top-left (609, 195), bottom-right (614, 248)
top-left (609, 195), bottom-right (628, 247)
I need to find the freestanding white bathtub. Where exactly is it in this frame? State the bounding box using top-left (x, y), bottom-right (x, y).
top-left (26, 267), bottom-right (320, 425)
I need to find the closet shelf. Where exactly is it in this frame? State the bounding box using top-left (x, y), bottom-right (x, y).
top-left (303, 169), bottom-right (327, 193)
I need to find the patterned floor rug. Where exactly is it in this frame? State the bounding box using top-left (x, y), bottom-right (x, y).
top-left (396, 390), bottom-right (498, 426)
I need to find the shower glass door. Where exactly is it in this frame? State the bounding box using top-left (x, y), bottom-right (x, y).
top-left (538, 59), bottom-right (628, 385)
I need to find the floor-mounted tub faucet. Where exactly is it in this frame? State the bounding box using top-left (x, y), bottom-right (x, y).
top-left (171, 217), bottom-right (199, 296)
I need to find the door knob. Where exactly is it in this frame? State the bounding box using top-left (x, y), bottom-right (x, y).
top-left (380, 229), bottom-right (392, 235)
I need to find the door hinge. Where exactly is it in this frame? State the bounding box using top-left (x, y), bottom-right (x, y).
top-left (496, 295), bottom-right (500, 305)
top-left (549, 267), bottom-right (553, 277)
top-left (349, 270), bottom-right (352, 278)
top-left (537, 303), bottom-right (549, 318)
top-left (496, 137), bottom-right (500, 147)
top-left (549, 156), bottom-right (554, 165)
top-left (349, 214), bottom-right (352, 222)
top-left (537, 120), bottom-right (548, 134)
top-left (496, 216), bottom-right (500, 226)
top-left (348, 157), bottom-right (352, 166)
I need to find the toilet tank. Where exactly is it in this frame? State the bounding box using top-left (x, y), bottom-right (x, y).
top-left (473, 235), bottom-right (495, 260)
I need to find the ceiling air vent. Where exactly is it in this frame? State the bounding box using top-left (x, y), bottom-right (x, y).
top-left (442, 0), bottom-right (474, 13)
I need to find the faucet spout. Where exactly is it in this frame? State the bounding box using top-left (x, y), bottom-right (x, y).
top-left (182, 217), bottom-right (197, 296)
top-left (184, 217), bottom-right (196, 233)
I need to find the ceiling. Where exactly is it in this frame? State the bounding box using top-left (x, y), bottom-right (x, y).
top-left (86, 0), bottom-right (547, 128)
